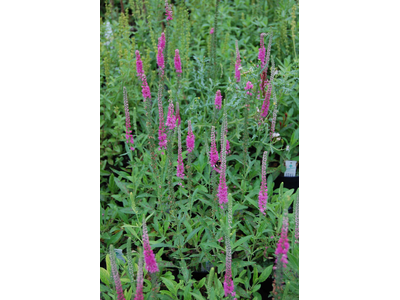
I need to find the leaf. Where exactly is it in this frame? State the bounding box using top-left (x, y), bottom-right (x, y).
top-left (233, 235), bottom-right (252, 250)
top-left (257, 265), bottom-right (273, 283)
top-left (185, 227), bottom-right (202, 244)
top-left (161, 277), bottom-right (177, 295)
top-left (114, 177), bottom-right (130, 195)
top-left (190, 292), bottom-right (206, 300)
top-left (100, 267), bottom-right (110, 286)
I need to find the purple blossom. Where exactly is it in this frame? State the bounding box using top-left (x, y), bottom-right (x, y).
top-left (226, 139), bottom-right (230, 155)
top-left (135, 50), bottom-right (144, 78)
top-left (110, 246), bottom-right (126, 300)
top-left (134, 257), bottom-right (144, 300)
top-left (123, 87), bottom-right (135, 151)
top-left (158, 92), bottom-right (167, 150)
top-left (218, 120), bottom-right (228, 206)
top-left (270, 103), bottom-right (278, 140)
top-left (174, 49), bottom-right (182, 74)
top-left (215, 90), bottom-right (222, 110)
top-left (210, 126), bottom-right (219, 171)
top-left (244, 81), bottom-right (254, 96)
top-left (223, 234), bottom-right (235, 297)
top-left (275, 211), bottom-right (290, 268)
top-left (258, 151), bottom-right (268, 215)
top-left (143, 220), bottom-right (159, 273)
top-left (157, 46), bottom-right (165, 76)
top-left (258, 33), bottom-right (266, 68)
top-left (210, 27), bottom-right (214, 34)
top-left (165, 101), bottom-right (176, 130)
top-left (186, 120), bottom-right (195, 153)
top-left (261, 81), bottom-right (271, 118)
top-left (141, 74), bottom-right (151, 102)
top-left (175, 102), bottom-right (181, 126)
top-left (165, 0), bottom-right (173, 21)
top-left (177, 125), bottom-right (185, 179)
top-left (158, 32), bottom-right (166, 51)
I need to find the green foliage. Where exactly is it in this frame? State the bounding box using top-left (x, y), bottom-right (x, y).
top-left (100, 0), bottom-right (299, 299)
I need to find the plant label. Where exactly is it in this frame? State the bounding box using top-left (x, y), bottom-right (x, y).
top-left (284, 160), bottom-right (297, 177)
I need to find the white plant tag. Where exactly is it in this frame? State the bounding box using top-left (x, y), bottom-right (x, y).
top-left (284, 161), bottom-right (297, 177)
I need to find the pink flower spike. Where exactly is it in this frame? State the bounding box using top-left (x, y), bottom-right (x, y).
top-left (134, 257), bottom-right (144, 300)
top-left (186, 120), bottom-right (195, 153)
top-left (258, 151), bottom-right (268, 215)
top-left (245, 81), bottom-right (254, 96)
top-left (157, 91), bottom-right (167, 150)
top-left (210, 27), bottom-right (214, 34)
top-left (175, 102), bottom-right (181, 126)
top-left (177, 125), bottom-right (185, 179)
top-left (141, 74), bottom-right (151, 102)
top-left (157, 46), bottom-right (165, 76)
top-left (174, 49), bottom-right (182, 74)
top-left (110, 246), bottom-right (126, 300)
top-left (165, 0), bottom-right (173, 21)
top-left (158, 32), bottom-right (166, 51)
top-left (258, 33), bottom-right (266, 68)
top-left (226, 139), bottom-right (230, 155)
top-left (135, 50), bottom-right (144, 78)
top-left (143, 220), bottom-right (159, 273)
top-left (223, 234), bottom-right (235, 297)
top-left (210, 126), bottom-right (219, 170)
top-left (165, 100), bottom-right (176, 130)
top-left (275, 211), bottom-right (290, 268)
top-left (123, 87), bottom-right (135, 151)
top-left (215, 90), bottom-right (222, 110)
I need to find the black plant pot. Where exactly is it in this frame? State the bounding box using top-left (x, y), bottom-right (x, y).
top-left (273, 175), bottom-right (299, 213)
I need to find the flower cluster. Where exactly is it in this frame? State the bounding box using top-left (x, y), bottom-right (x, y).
top-left (177, 125), bottom-right (185, 179)
top-left (245, 81), bottom-right (254, 96)
top-left (134, 257), bottom-right (144, 300)
top-left (275, 211), bottom-right (290, 268)
top-left (165, 0), bottom-right (173, 21)
top-left (258, 33), bottom-right (266, 68)
top-left (223, 234), bottom-right (235, 298)
top-left (157, 92), bottom-right (167, 151)
top-left (210, 126), bottom-right (219, 171)
top-left (215, 90), bottom-right (222, 110)
top-left (135, 50), bottom-right (144, 78)
top-left (217, 116), bottom-right (228, 207)
top-left (165, 100), bottom-right (176, 130)
top-left (110, 245), bottom-right (126, 300)
top-left (258, 151), bottom-right (268, 215)
top-left (143, 220), bottom-right (159, 273)
top-left (210, 27), bottom-right (214, 34)
top-left (186, 120), bottom-right (195, 153)
top-left (141, 74), bottom-right (151, 101)
top-left (157, 33), bottom-right (166, 76)
top-left (123, 87), bottom-right (135, 151)
top-left (174, 49), bottom-right (182, 74)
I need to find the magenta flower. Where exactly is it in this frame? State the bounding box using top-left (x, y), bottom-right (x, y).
top-left (165, 0), bottom-right (173, 21)
top-left (165, 101), bottom-right (176, 130)
top-left (258, 151), bottom-right (268, 215)
top-left (235, 41), bottom-right (241, 82)
top-left (223, 235), bottom-right (235, 297)
top-left (275, 211), bottom-right (290, 268)
top-left (143, 220), bottom-right (159, 273)
top-left (210, 126), bottom-right (219, 171)
top-left (123, 87), bottom-right (135, 151)
top-left (141, 74), bottom-right (151, 102)
top-left (110, 246), bottom-right (126, 300)
top-left (261, 82), bottom-right (271, 118)
top-left (217, 123), bottom-right (228, 207)
top-left (258, 33), bottom-right (266, 68)
top-left (177, 125), bottom-right (185, 179)
top-left (175, 102), bottom-right (181, 126)
top-left (174, 49), bottom-right (182, 74)
top-left (244, 81), bottom-right (254, 96)
top-left (186, 120), bottom-right (195, 153)
top-left (215, 90), bottom-right (222, 110)
top-left (210, 27), bottom-right (214, 34)
top-left (270, 104), bottom-right (278, 140)
top-left (226, 139), bottom-right (230, 155)
top-left (157, 92), bottom-right (167, 151)
top-left (134, 257), bottom-right (144, 300)
top-left (135, 50), bottom-right (144, 78)
top-left (158, 32), bottom-right (166, 51)
top-left (157, 46), bottom-right (165, 76)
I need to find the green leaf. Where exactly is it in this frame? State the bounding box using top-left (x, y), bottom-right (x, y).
top-left (185, 227), bottom-right (202, 244)
top-left (161, 277), bottom-right (177, 295)
top-left (233, 235), bottom-right (252, 250)
top-left (257, 265), bottom-right (273, 283)
top-left (100, 267), bottom-right (110, 286)
top-left (189, 292), bottom-right (206, 300)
